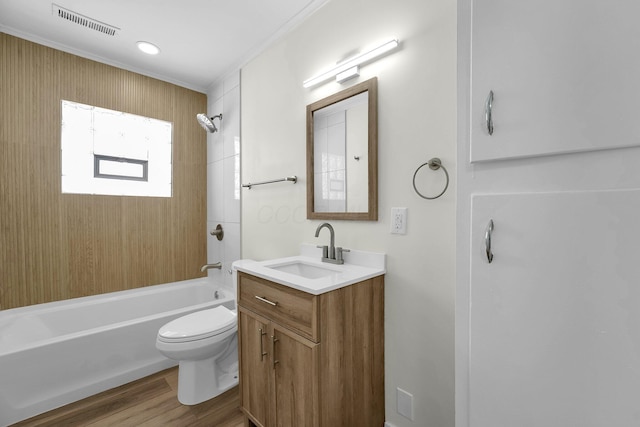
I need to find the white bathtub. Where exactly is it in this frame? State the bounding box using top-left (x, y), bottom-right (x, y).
top-left (0, 278), bottom-right (235, 426)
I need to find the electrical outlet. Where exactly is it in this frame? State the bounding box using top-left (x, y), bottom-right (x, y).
top-left (397, 387), bottom-right (414, 420)
top-left (390, 207), bottom-right (407, 234)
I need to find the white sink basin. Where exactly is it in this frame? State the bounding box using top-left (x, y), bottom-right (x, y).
top-left (233, 244), bottom-right (386, 295)
top-left (266, 261), bottom-right (339, 279)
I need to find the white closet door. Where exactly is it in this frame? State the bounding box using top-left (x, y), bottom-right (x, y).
top-left (470, 0), bottom-right (640, 162)
top-left (469, 190), bottom-right (640, 426)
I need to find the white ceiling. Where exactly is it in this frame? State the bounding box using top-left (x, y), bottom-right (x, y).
top-left (0, 0), bottom-right (327, 93)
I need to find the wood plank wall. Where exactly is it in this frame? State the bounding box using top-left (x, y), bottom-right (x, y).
top-left (0, 34), bottom-right (208, 310)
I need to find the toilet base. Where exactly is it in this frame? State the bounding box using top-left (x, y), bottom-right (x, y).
top-left (177, 357), bottom-right (239, 405)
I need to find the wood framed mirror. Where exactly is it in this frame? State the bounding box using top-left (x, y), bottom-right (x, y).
top-left (306, 77), bottom-right (378, 220)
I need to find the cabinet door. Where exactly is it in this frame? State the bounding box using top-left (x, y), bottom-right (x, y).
top-left (271, 324), bottom-right (319, 427)
top-left (470, 0), bottom-right (640, 162)
top-left (469, 190), bottom-right (640, 426)
top-left (239, 308), bottom-right (271, 427)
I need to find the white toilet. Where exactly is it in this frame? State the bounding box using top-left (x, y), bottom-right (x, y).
top-left (156, 305), bottom-right (238, 405)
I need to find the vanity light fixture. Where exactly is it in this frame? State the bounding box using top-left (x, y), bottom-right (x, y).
top-left (335, 66), bottom-right (360, 83)
top-left (303, 39), bottom-right (399, 88)
top-left (136, 41), bottom-right (160, 55)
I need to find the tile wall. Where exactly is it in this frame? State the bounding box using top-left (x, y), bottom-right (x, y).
top-left (206, 71), bottom-right (241, 295)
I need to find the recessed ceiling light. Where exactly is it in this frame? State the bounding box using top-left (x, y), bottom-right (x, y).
top-left (136, 41), bottom-right (160, 55)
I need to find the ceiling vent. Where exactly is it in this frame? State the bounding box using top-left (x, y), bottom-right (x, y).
top-left (52, 3), bottom-right (119, 36)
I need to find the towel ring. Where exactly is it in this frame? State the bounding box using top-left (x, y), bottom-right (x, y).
top-left (412, 157), bottom-right (449, 200)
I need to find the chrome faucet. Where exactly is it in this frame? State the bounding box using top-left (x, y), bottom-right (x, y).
top-left (200, 262), bottom-right (222, 272)
top-left (315, 223), bottom-right (349, 264)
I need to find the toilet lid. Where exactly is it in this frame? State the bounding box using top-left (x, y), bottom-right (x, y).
top-left (158, 306), bottom-right (236, 342)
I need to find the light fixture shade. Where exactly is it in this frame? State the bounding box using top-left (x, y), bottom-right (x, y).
top-left (303, 39), bottom-right (399, 88)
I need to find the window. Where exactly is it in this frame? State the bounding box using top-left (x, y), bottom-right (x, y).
top-left (94, 155), bottom-right (148, 181)
top-left (61, 100), bottom-right (172, 197)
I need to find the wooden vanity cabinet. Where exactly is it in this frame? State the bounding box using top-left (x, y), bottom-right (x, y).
top-left (237, 271), bottom-right (385, 427)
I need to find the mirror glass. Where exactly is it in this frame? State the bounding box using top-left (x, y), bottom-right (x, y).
top-left (306, 78), bottom-right (377, 220)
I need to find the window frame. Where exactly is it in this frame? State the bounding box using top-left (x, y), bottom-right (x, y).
top-left (93, 154), bottom-right (149, 182)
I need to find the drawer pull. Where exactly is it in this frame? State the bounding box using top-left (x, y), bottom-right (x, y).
top-left (255, 295), bottom-right (278, 306)
top-left (258, 328), bottom-right (267, 361)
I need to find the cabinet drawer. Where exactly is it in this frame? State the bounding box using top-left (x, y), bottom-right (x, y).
top-left (238, 272), bottom-right (319, 342)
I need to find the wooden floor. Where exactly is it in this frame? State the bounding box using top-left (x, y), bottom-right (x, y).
top-left (13, 367), bottom-right (244, 427)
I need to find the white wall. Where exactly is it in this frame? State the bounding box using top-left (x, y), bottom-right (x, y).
top-left (240, 0), bottom-right (456, 425)
top-left (206, 71), bottom-right (242, 294)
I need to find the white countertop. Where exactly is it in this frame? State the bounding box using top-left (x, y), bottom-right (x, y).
top-left (232, 244), bottom-right (386, 295)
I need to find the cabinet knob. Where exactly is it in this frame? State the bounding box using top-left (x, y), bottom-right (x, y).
top-left (485, 90), bottom-right (494, 135)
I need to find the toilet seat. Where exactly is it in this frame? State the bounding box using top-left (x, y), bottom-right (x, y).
top-left (158, 306), bottom-right (237, 343)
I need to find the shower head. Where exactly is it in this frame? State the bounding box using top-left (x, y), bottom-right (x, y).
top-left (196, 113), bottom-right (223, 133)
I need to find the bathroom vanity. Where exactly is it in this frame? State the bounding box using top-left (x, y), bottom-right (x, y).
top-left (234, 247), bottom-right (385, 427)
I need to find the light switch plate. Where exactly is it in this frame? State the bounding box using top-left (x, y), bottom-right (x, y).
top-left (391, 207), bottom-right (408, 234)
